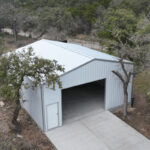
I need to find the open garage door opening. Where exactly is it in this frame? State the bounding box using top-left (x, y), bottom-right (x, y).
top-left (62, 79), bottom-right (106, 124)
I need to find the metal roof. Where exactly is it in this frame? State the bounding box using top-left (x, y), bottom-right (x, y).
top-left (16, 39), bottom-right (132, 75)
top-left (47, 40), bottom-right (120, 61)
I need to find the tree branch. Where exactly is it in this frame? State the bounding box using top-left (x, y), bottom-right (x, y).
top-left (126, 72), bottom-right (132, 84)
top-left (119, 58), bottom-right (129, 80)
top-left (112, 70), bottom-right (125, 85)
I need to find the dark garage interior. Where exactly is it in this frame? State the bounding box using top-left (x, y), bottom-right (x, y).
top-left (62, 79), bottom-right (105, 124)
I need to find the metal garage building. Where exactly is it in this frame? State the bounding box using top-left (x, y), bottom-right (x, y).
top-left (20, 39), bottom-right (133, 132)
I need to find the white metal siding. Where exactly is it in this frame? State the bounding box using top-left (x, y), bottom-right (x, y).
top-left (21, 77), bottom-right (43, 130)
top-left (43, 85), bottom-right (62, 131)
top-left (60, 60), bottom-right (133, 110)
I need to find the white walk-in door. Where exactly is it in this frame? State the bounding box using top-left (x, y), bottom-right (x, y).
top-left (47, 103), bottom-right (59, 130)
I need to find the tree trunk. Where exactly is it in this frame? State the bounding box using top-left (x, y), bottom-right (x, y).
top-left (12, 18), bottom-right (17, 41)
top-left (12, 99), bottom-right (22, 133)
top-left (123, 87), bottom-right (128, 118)
top-left (13, 28), bottom-right (17, 41)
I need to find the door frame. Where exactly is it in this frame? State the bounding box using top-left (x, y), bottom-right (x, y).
top-left (61, 78), bottom-right (106, 125)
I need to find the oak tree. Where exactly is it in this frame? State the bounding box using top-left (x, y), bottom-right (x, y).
top-left (98, 8), bottom-right (150, 118)
top-left (0, 48), bottom-right (64, 132)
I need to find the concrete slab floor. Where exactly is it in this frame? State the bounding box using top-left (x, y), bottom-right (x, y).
top-left (46, 111), bottom-right (150, 150)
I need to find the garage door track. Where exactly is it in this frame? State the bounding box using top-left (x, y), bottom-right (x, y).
top-left (46, 110), bottom-right (150, 150)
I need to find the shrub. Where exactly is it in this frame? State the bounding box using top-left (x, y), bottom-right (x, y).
top-left (146, 91), bottom-right (150, 103)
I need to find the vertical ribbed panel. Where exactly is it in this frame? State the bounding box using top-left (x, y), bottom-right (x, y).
top-left (21, 77), bottom-right (43, 130)
top-left (60, 60), bottom-right (133, 110)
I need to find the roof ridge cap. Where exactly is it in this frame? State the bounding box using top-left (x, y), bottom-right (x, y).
top-left (43, 39), bottom-right (93, 59)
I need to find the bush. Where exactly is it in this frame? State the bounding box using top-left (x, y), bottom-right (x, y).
top-left (146, 91), bottom-right (150, 103)
top-left (0, 141), bottom-right (16, 150)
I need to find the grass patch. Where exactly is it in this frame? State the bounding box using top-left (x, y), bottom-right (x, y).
top-left (133, 70), bottom-right (150, 101)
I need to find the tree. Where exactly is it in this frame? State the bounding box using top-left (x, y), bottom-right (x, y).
top-left (98, 8), bottom-right (137, 54)
top-left (0, 2), bottom-right (18, 40)
top-left (112, 35), bottom-right (150, 117)
top-left (36, 7), bottom-right (77, 37)
top-left (112, 58), bottom-right (132, 117)
top-left (0, 48), bottom-right (64, 132)
top-left (0, 2), bottom-right (30, 41)
top-left (105, 31), bottom-right (150, 117)
top-left (0, 37), bottom-right (4, 56)
top-left (120, 0), bottom-right (150, 15)
top-left (98, 8), bottom-right (150, 118)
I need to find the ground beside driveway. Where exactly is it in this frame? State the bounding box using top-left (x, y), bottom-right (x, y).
top-left (115, 93), bottom-right (150, 139)
top-left (46, 110), bottom-right (150, 150)
top-left (0, 102), bottom-right (56, 150)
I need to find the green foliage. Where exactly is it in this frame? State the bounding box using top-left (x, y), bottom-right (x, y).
top-left (120, 0), bottom-right (150, 15)
top-left (138, 23), bottom-right (150, 35)
top-left (68, 2), bottom-right (99, 23)
top-left (0, 141), bottom-right (16, 150)
top-left (67, 0), bottom-right (112, 33)
top-left (67, 2), bottom-right (101, 33)
top-left (0, 37), bottom-right (4, 56)
top-left (37, 7), bottom-right (76, 34)
top-left (0, 48), bottom-right (64, 102)
top-left (0, 0), bottom-right (113, 35)
top-left (100, 0), bottom-right (112, 8)
top-left (99, 8), bottom-right (137, 41)
top-left (146, 92), bottom-right (150, 103)
top-left (134, 70), bottom-right (150, 97)
top-left (98, 8), bottom-right (137, 54)
top-left (1, 0), bottom-right (150, 38)
top-left (98, 30), bottom-right (112, 39)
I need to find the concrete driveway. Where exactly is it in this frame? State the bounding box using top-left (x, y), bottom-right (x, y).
top-left (46, 110), bottom-right (150, 150)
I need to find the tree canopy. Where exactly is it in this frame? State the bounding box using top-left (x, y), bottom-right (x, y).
top-left (0, 48), bottom-right (64, 132)
top-left (98, 8), bottom-right (137, 52)
top-left (0, 0), bottom-right (150, 39)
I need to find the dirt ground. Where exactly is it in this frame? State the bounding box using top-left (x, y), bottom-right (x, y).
top-left (1, 33), bottom-right (36, 52)
top-left (0, 102), bottom-right (56, 150)
top-left (115, 93), bottom-right (150, 139)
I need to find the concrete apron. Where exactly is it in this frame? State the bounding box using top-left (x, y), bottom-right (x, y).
top-left (46, 111), bottom-right (150, 150)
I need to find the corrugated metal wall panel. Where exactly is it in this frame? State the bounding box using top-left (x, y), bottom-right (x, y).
top-left (60, 60), bottom-right (133, 110)
top-left (43, 85), bottom-right (62, 130)
top-left (21, 77), bottom-right (43, 130)
top-left (61, 61), bottom-right (107, 89)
